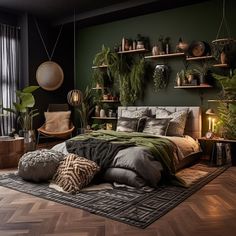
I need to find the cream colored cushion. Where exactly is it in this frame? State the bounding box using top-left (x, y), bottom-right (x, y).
top-left (45, 111), bottom-right (71, 132)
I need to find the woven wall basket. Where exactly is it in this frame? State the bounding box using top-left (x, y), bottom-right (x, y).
top-left (36, 61), bottom-right (64, 91)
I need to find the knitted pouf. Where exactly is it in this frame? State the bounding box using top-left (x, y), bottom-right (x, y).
top-left (18, 149), bottom-right (65, 182)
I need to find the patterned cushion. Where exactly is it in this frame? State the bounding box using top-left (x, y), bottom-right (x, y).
top-left (52, 153), bottom-right (100, 193)
top-left (121, 108), bottom-right (149, 118)
top-left (116, 117), bottom-right (146, 132)
top-left (18, 149), bottom-right (65, 182)
top-left (143, 118), bottom-right (171, 135)
top-left (156, 108), bottom-right (189, 136)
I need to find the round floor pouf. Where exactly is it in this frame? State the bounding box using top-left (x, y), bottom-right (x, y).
top-left (18, 149), bottom-right (65, 182)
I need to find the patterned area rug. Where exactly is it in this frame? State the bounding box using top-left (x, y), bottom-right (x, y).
top-left (0, 164), bottom-right (229, 228)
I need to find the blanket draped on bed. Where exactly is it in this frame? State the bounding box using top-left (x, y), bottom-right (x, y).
top-left (66, 138), bottom-right (135, 171)
top-left (65, 130), bottom-right (185, 186)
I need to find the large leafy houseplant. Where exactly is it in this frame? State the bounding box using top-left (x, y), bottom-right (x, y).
top-left (3, 86), bottom-right (40, 131)
top-left (212, 70), bottom-right (236, 139)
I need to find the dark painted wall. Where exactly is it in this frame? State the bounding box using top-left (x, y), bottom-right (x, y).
top-left (76, 0), bottom-right (236, 133)
top-left (0, 11), bottom-right (74, 129)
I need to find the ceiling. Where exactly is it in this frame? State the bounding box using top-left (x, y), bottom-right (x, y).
top-left (0, 0), bottom-right (210, 25)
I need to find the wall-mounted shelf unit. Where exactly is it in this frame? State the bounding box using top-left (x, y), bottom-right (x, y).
top-left (212, 63), bottom-right (228, 68)
top-left (92, 65), bottom-right (108, 69)
top-left (174, 84), bottom-right (212, 89)
top-left (117, 48), bottom-right (148, 54)
top-left (91, 87), bottom-right (107, 90)
top-left (100, 100), bottom-right (120, 103)
top-left (208, 99), bottom-right (236, 103)
top-left (186, 55), bottom-right (214, 61)
top-left (144, 52), bottom-right (185, 59)
top-left (91, 117), bottom-right (117, 120)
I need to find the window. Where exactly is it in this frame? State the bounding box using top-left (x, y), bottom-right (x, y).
top-left (0, 24), bottom-right (20, 135)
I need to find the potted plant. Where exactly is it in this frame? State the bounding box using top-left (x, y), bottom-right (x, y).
top-left (77, 86), bottom-right (95, 133)
top-left (3, 86), bottom-right (39, 151)
top-left (212, 70), bottom-right (236, 139)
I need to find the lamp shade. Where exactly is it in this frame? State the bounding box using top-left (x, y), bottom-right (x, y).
top-left (36, 61), bottom-right (64, 91)
top-left (67, 89), bottom-right (83, 106)
top-left (205, 108), bottom-right (216, 116)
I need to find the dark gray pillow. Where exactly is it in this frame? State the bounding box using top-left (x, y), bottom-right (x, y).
top-left (116, 117), bottom-right (146, 132)
top-left (143, 118), bottom-right (171, 135)
top-left (18, 149), bottom-right (65, 182)
top-left (156, 109), bottom-right (189, 136)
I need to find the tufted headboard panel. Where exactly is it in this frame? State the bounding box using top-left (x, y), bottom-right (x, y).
top-left (117, 106), bottom-right (202, 139)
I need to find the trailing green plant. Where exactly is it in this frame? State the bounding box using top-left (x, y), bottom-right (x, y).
top-left (92, 45), bottom-right (146, 106)
top-left (212, 70), bottom-right (236, 139)
top-left (3, 86), bottom-right (39, 131)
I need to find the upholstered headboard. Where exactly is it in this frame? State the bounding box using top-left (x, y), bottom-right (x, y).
top-left (118, 106), bottom-right (202, 139)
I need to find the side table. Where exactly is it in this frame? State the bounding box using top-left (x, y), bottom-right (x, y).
top-left (0, 136), bottom-right (24, 168)
top-left (198, 137), bottom-right (236, 166)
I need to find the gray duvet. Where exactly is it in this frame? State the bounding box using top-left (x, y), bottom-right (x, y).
top-left (52, 135), bottom-right (200, 188)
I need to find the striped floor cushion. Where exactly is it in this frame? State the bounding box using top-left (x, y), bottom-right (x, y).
top-left (52, 153), bottom-right (100, 193)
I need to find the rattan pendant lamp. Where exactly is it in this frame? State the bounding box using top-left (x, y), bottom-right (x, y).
top-left (67, 9), bottom-right (83, 108)
top-left (35, 19), bottom-right (65, 91)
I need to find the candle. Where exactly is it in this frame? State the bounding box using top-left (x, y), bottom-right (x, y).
top-left (208, 117), bottom-right (212, 131)
top-left (212, 118), bottom-right (215, 132)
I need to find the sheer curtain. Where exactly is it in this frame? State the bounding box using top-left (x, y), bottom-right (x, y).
top-left (0, 23), bottom-right (20, 135)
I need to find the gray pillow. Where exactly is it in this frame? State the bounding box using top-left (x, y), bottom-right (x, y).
top-left (121, 108), bottom-right (150, 118)
top-left (18, 149), bottom-right (65, 182)
top-left (156, 108), bottom-right (189, 136)
top-left (116, 117), bottom-right (146, 132)
top-left (143, 118), bottom-right (171, 135)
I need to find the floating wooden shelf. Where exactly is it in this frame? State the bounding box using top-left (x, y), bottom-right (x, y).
top-left (91, 117), bottom-right (117, 120)
top-left (212, 63), bottom-right (228, 68)
top-left (186, 55), bottom-right (214, 61)
top-left (92, 65), bottom-right (108, 69)
top-left (92, 87), bottom-right (104, 90)
top-left (117, 48), bottom-right (148, 54)
top-left (208, 99), bottom-right (236, 103)
top-left (100, 100), bottom-right (120, 103)
top-left (174, 84), bottom-right (212, 89)
top-left (144, 52), bottom-right (185, 59)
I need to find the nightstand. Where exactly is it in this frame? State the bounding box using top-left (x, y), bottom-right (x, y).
top-left (198, 137), bottom-right (236, 166)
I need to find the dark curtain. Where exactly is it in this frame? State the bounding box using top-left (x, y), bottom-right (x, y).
top-left (0, 23), bottom-right (20, 136)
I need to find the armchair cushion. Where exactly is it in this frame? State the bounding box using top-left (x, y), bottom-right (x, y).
top-left (44, 111), bottom-right (71, 132)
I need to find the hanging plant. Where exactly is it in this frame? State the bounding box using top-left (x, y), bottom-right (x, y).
top-left (153, 65), bottom-right (169, 92)
top-left (92, 46), bottom-right (146, 106)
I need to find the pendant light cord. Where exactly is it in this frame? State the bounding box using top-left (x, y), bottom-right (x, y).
top-left (74, 9), bottom-right (76, 87)
top-left (216, 0), bottom-right (231, 39)
top-left (34, 18), bottom-right (64, 61)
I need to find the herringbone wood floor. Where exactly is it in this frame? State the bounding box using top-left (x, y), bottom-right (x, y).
top-left (0, 167), bottom-right (236, 236)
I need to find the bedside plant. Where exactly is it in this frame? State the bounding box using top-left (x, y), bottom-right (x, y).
top-left (212, 70), bottom-right (236, 139)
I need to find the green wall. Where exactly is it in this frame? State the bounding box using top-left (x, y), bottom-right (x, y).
top-left (76, 0), bottom-right (236, 126)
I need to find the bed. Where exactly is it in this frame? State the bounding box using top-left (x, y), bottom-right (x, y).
top-left (52, 106), bottom-right (202, 188)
